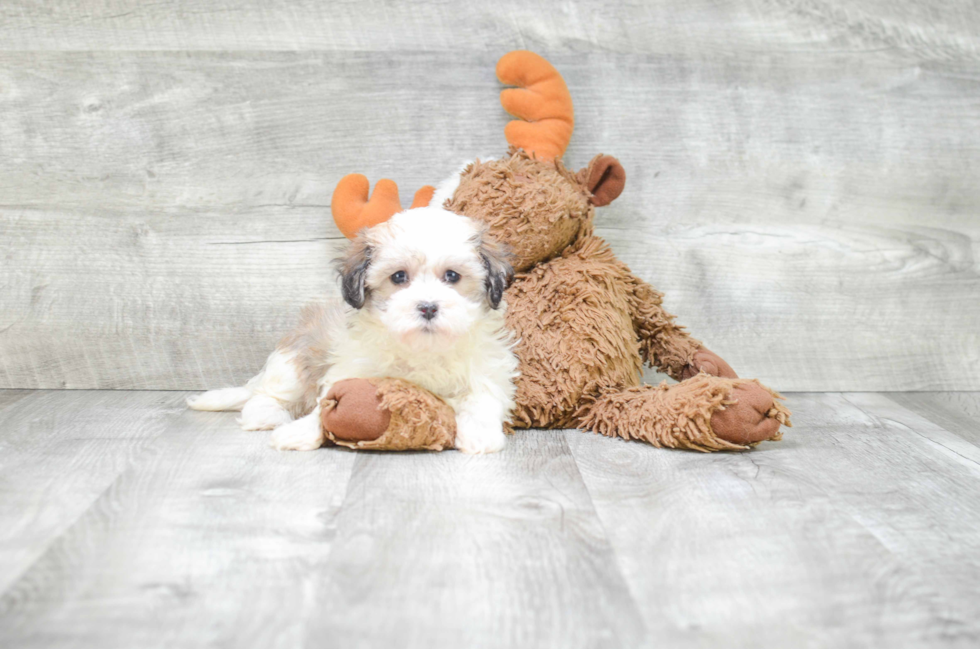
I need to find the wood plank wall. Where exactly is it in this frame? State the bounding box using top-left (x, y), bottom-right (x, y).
top-left (1, 1), bottom-right (978, 391)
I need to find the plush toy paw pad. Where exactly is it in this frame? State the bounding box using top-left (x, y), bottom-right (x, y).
top-left (710, 383), bottom-right (782, 446)
top-left (321, 378), bottom-right (391, 442)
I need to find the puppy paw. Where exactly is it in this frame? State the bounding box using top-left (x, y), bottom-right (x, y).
top-left (239, 395), bottom-right (292, 431)
top-left (454, 422), bottom-right (507, 455)
top-left (269, 414), bottom-right (324, 451)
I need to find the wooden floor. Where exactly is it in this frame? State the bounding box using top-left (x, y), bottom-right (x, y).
top-left (0, 390), bottom-right (977, 647)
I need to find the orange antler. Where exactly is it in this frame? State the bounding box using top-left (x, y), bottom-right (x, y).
top-left (496, 51), bottom-right (574, 161)
top-left (331, 174), bottom-right (435, 239)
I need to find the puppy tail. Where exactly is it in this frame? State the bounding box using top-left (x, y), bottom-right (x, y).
top-left (187, 386), bottom-right (253, 412)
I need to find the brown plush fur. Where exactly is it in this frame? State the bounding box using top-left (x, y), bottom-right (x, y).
top-left (275, 302), bottom-right (337, 418)
top-left (445, 149), bottom-right (791, 450)
top-left (578, 375), bottom-right (790, 452)
top-left (321, 378), bottom-right (455, 451)
top-left (446, 149), bottom-right (593, 273)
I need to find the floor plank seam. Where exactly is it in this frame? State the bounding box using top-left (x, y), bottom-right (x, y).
top-left (0, 393), bottom-right (186, 602)
top-left (560, 429), bottom-right (652, 644)
top-left (841, 394), bottom-right (980, 468)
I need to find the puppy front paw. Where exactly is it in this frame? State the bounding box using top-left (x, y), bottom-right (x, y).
top-left (269, 414), bottom-right (324, 451)
top-left (454, 422), bottom-right (507, 455)
top-left (239, 395), bottom-right (292, 431)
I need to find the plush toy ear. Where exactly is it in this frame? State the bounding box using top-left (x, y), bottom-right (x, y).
top-left (577, 154), bottom-right (626, 207)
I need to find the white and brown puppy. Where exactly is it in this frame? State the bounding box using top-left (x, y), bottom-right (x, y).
top-left (188, 206), bottom-right (518, 454)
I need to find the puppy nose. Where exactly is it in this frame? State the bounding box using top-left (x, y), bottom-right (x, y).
top-left (417, 302), bottom-right (439, 321)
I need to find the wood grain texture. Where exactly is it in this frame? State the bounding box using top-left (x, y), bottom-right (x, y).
top-left (0, 391), bottom-right (178, 594)
top-left (0, 4), bottom-right (978, 391)
top-left (889, 392), bottom-right (980, 449)
top-left (566, 392), bottom-right (980, 647)
top-left (0, 207), bottom-right (342, 390)
top-left (0, 392), bottom-right (358, 648)
top-left (304, 432), bottom-right (645, 649)
top-left (0, 0), bottom-right (977, 59)
top-left (1, 49), bottom-right (978, 391)
top-left (2, 390), bottom-right (980, 646)
top-left (0, 392), bottom-right (642, 648)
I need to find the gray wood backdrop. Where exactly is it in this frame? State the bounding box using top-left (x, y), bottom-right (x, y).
top-left (1, 0), bottom-right (978, 392)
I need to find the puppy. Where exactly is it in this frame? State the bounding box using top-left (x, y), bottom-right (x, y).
top-left (188, 206), bottom-right (518, 454)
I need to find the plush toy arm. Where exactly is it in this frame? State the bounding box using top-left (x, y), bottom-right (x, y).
top-left (576, 375), bottom-right (790, 452)
top-left (320, 378), bottom-right (456, 451)
top-left (627, 274), bottom-right (737, 381)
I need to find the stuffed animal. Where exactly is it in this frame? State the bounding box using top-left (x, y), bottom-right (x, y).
top-left (322, 51), bottom-right (790, 452)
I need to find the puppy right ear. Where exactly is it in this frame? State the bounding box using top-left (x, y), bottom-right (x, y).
top-left (478, 235), bottom-right (514, 310)
top-left (336, 235), bottom-right (372, 309)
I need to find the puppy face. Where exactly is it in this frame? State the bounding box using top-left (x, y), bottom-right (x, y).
top-left (337, 207), bottom-right (513, 349)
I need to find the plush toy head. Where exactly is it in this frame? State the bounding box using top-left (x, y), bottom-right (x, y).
top-left (445, 150), bottom-right (625, 272)
top-left (445, 51), bottom-right (626, 272)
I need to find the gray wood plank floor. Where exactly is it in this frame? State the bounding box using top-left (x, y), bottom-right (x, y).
top-left (1, 390), bottom-right (978, 648)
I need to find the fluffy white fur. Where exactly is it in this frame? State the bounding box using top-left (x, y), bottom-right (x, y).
top-left (188, 206), bottom-right (518, 454)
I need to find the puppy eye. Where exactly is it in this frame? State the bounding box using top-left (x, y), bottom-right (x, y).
top-left (443, 270), bottom-right (461, 284)
top-left (391, 270), bottom-right (409, 285)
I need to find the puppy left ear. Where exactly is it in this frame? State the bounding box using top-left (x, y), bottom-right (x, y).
top-left (478, 235), bottom-right (514, 309)
top-left (336, 234), bottom-right (372, 309)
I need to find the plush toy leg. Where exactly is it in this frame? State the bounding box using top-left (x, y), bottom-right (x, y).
top-left (320, 378), bottom-right (456, 451)
top-left (575, 374), bottom-right (792, 452)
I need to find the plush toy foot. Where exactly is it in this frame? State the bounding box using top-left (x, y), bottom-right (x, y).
top-left (710, 382), bottom-right (787, 446)
top-left (679, 347), bottom-right (738, 380)
top-left (576, 374), bottom-right (791, 452)
top-left (320, 378), bottom-right (456, 451)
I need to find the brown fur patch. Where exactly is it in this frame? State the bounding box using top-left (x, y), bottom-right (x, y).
top-left (473, 228), bottom-right (514, 309)
top-left (275, 302), bottom-right (337, 418)
top-left (336, 232), bottom-right (372, 308)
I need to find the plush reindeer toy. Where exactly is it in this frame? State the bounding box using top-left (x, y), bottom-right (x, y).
top-left (324, 51), bottom-right (790, 451)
